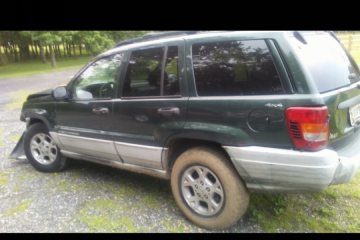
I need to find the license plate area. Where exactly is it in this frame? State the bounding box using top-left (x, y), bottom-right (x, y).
top-left (349, 103), bottom-right (360, 126)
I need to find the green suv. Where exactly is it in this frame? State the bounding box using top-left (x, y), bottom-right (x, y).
top-left (11, 31), bottom-right (360, 229)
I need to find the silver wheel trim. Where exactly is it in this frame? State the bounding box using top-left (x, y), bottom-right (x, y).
top-left (30, 133), bottom-right (58, 165)
top-left (181, 165), bottom-right (225, 217)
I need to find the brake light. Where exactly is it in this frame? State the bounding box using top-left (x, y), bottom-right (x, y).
top-left (315, 31), bottom-right (325, 34)
top-left (285, 107), bottom-right (329, 150)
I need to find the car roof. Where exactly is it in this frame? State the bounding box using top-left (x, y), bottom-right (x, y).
top-left (95, 31), bottom-right (290, 60)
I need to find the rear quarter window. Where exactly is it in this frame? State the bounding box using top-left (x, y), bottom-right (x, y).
top-left (291, 34), bottom-right (360, 93)
top-left (191, 40), bottom-right (284, 96)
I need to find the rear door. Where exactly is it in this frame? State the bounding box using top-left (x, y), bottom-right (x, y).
top-left (112, 39), bottom-right (188, 169)
top-left (290, 32), bottom-right (360, 142)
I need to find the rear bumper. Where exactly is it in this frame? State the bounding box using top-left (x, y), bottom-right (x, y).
top-left (222, 146), bottom-right (360, 193)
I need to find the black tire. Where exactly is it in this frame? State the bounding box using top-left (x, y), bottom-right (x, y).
top-left (24, 123), bottom-right (68, 172)
top-left (171, 146), bottom-right (250, 229)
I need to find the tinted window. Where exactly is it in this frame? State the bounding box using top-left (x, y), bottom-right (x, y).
top-left (72, 54), bottom-right (123, 99)
top-left (192, 40), bottom-right (284, 96)
top-left (123, 46), bottom-right (180, 97)
top-left (291, 34), bottom-right (360, 93)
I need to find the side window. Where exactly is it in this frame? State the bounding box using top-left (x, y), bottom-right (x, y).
top-left (192, 40), bottom-right (284, 96)
top-left (123, 46), bottom-right (180, 97)
top-left (72, 54), bottom-right (123, 99)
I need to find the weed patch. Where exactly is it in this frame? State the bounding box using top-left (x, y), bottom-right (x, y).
top-left (2, 199), bottom-right (33, 217)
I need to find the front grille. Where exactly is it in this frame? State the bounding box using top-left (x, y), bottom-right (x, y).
top-left (290, 121), bottom-right (302, 139)
top-left (328, 129), bottom-right (360, 158)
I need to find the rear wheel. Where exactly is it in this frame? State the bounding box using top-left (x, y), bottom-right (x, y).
top-left (171, 146), bottom-right (250, 229)
top-left (24, 123), bottom-right (68, 172)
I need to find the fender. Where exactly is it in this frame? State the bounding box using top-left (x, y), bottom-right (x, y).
top-left (21, 107), bottom-right (55, 131)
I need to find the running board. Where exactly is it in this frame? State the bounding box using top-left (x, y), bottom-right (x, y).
top-left (61, 150), bottom-right (170, 180)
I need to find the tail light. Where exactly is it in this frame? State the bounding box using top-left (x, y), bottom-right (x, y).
top-left (285, 106), bottom-right (329, 151)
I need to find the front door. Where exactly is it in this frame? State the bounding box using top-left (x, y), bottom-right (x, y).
top-left (112, 40), bottom-right (188, 169)
top-left (55, 53), bottom-right (124, 161)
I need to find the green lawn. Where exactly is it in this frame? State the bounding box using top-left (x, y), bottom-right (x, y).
top-left (0, 55), bottom-right (92, 79)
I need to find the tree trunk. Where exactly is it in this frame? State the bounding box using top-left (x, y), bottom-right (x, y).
top-left (49, 44), bottom-right (56, 68)
top-left (63, 42), bottom-right (66, 58)
top-left (0, 45), bottom-right (4, 66)
top-left (66, 40), bottom-right (69, 56)
top-left (19, 45), bottom-right (23, 61)
top-left (57, 45), bottom-right (61, 59)
top-left (26, 42), bottom-right (31, 60)
top-left (30, 41), bottom-right (35, 59)
top-left (38, 40), bottom-right (47, 64)
top-left (68, 42), bottom-right (71, 57)
top-left (72, 41), bottom-right (76, 59)
top-left (13, 45), bottom-right (19, 62)
top-left (4, 46), bottom-right (11, 63)
top-left (45, 45), bottom-right (49, 58)
top-left (54, 45), bottom-right (59, 61)
top-left (79, 40), bottom-right (82, 56)
top-left (34, 41), bottom-right (39, 59)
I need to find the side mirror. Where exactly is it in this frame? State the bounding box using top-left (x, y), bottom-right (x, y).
top-left (52, 86), bottom-right (69, 101)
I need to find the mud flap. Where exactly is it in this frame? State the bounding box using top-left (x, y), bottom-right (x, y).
top-left (9, 132), bottom-right (27, 160)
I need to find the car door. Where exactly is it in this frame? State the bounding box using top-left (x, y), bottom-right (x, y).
top-left (55, 53), bottom-right (124, 161)
top-left (112, 39), bottom-right (188, 169)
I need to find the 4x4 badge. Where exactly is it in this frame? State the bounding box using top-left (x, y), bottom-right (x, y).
top-left (265, 103), bottom-right (283, 108)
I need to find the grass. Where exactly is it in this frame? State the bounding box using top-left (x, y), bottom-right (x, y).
top-left (0, 172), bottom-right (9, 187)
top-left (0, 55), bottom-right (92, 79)
top-left (2, 199), bottom-right (33, 217)
top-left (246, 169), bottom-right (360, 233)
top-left (77, 199), bottom-right (139, 233)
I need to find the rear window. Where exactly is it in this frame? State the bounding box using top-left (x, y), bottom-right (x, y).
top-left (291, 34), bottom-right (360, 93)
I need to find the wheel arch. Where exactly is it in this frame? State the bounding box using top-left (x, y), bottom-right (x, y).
top-left (164, 137), bottom-right (237, 174)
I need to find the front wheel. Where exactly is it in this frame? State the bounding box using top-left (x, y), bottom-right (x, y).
top-left (171, 146), bottom-right (250, 229)
top-left (24, 123), bottom-right (69, 172)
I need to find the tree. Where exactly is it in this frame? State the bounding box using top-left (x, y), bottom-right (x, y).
top-left (0, 45), bottom-right (4, 66)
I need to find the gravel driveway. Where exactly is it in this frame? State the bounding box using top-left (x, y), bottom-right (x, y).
top-left (0, 69), bottom-right (263, 233)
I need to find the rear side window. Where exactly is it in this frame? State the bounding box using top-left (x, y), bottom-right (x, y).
top-left (192, 40), bottom-right (284, 96)
top-left (123, 46), bottom-right (180, 97)
top-left (292, 34), bottom-right (360, 93)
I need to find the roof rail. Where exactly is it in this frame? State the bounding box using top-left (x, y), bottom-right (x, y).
top-left (112, 31), bottom-right (200, 48)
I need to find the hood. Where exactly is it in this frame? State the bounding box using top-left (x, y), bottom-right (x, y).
top-left (27, 89), bottom-right (53, 100)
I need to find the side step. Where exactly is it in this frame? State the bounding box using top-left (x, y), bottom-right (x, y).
top-left (61, 150), bottom-right (170, 180)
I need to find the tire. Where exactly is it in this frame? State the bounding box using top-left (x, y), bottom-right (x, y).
top-left (23, 123), bottom-right (69, 173)
top-left (171, 146), bottom-right (250, 229)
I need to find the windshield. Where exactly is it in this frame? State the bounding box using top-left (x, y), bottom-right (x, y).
top-left (291, 33), bottom-right (360, 93)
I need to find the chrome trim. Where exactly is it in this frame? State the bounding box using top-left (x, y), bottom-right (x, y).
top-left (57, 133), bottom-right (121, 161)
top-left (161, 148), bottom-right (169, 170)
top-left (112, 97), bottom-right (188, 102)
top-left (223, 146), bottom-right (339, 193)
top-left (189, 94), bottom-right (322, 101)
top-left (60, 150), bottom-right (169, 180)
top-left (57, 126), bottom-right (155, 141)
top-left (49, 132), bottom-right (66, 149)
top-left (115, 142), bottom-right (163, 169)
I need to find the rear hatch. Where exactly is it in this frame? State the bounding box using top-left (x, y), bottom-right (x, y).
top-left (290, 32), bottom-right (360, 152)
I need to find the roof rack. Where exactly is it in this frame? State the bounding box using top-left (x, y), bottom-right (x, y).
top-left (112, 31), bottom-right (201, 48)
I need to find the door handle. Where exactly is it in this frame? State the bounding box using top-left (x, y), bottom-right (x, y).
top-left (158, 107), bottom-right (180, 116)
top-left (92, 108), bottom-right (109, 115)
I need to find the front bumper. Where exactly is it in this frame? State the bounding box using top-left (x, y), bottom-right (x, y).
top-left (223, 146), bottom-right (360, 194)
